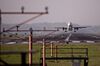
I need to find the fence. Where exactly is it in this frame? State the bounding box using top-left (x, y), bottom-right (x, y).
top-left (40, 47), bottom-right (88, 66)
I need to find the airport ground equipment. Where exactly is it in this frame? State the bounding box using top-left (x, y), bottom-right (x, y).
top-left (40, 46), bottom-right (89, 66)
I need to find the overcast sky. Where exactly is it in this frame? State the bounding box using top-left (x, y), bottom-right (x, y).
top-left (0, 0), bottom-right (100, 26)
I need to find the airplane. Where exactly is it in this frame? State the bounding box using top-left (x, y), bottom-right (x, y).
top-left (55, 22), bottom-right (89, 44)
top-left (55, 22), bottom-right (88, 32)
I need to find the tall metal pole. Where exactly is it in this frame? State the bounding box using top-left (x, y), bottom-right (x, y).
top-left (42, 38), bottom-right (46, 66)
top-left (29, 28), bottom-right (33, 66)
top-left (0, 9), bottom-right (1, 31)
top-left (51, 42), bottom-right (53, 57)
top-left (55, 44), bottom-right (57, 62)
top-left (0, 9), bottom-right (1, 44)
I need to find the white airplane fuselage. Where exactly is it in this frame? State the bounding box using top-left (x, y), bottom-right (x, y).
top-left (67, 22), bottom-right (73, 31)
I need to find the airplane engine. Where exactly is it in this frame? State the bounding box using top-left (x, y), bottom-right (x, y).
top-left (73, 28), bottom-right (77, 32)
top-left (76, 28), bottom-right (79, 30)
top-left (62, 27), bottom-right (67, 32)
top-left (65, 29), bottom-right (67, 32)
top-left (74, 28), bottom-right (79, 32)
top-left (62, 27), bottom-right (65, 30)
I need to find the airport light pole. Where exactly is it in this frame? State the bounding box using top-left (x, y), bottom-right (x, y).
top-left (0, 6), bottom-right (60, 66)
top-left (0, 6), bottom-right (48, 66)
top-left (0, 10), bottom-right (1, 38)
top-left (0, 9), bottom-right (1, 50)
top-left (29, 28), bottom-right (33, 66)
top-left (42, 38), bottom-right (46, 66)
top-left (0, 10), bottom-right (1, 34)
top-left (51, 42), bottom-right (53, 57)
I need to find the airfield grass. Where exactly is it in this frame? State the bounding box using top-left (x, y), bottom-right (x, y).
top-left (0, 43), bottom-right (100, 66)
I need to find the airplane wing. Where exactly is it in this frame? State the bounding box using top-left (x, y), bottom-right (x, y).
top-left (73, 26), bottom-right (88, 30)
top-left (73, 26), bottom-right (91, 32)
top-left (55, 27), bottom-right (67, 31)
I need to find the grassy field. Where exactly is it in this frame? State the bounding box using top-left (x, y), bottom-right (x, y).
top-left (0, 43), bottom-right (100, 66)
